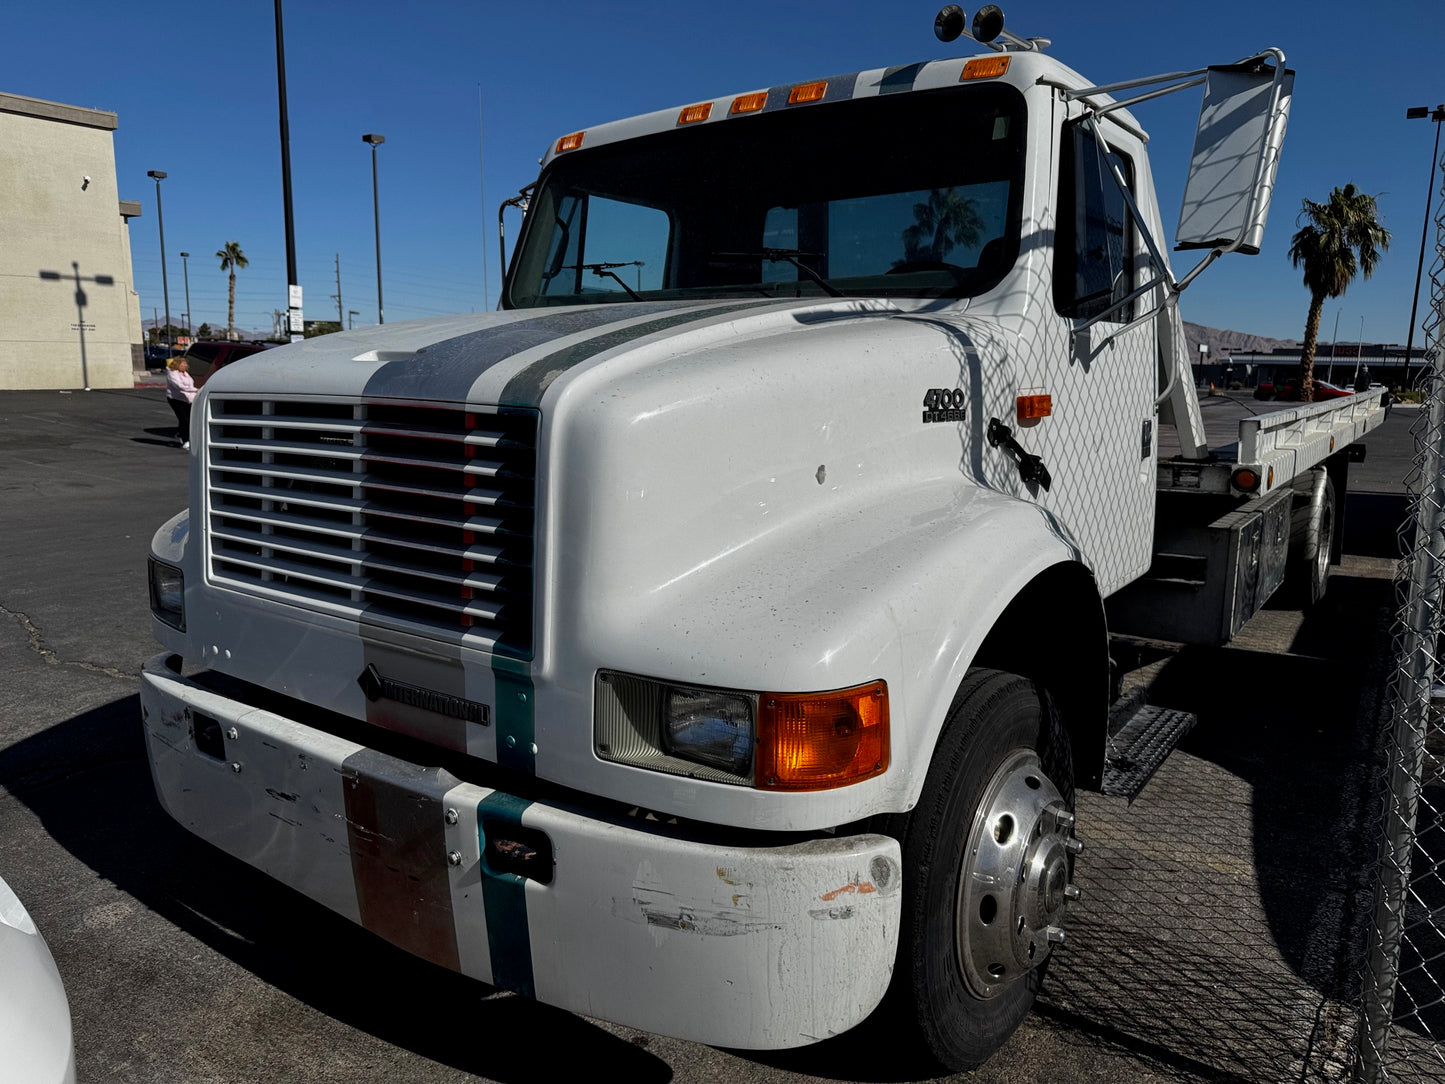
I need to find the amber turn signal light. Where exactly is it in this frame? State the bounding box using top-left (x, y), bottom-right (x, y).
top-left (1016, 393), bottom-right (1052, 421)
top-left (755, 681), bottom-right (889, 791)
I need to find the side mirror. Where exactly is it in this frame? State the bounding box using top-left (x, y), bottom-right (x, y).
top-left (1176, 56), bottom-right (1294, 255)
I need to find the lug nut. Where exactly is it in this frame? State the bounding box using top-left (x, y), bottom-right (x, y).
top-left (1066, 837), bottom-right (1084, 855)
top-left (1054, 807), bottom-right (1076, 829)
top-left (1046, 925), bottom-right (1067, 945)
top-left (1064, 884), bottom-right (1082, 901)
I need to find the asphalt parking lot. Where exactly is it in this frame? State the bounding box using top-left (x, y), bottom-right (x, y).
top-left (0, 387), bottom-right (1421, 1082)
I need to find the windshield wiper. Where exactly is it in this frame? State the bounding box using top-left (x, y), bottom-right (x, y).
top-left (710, 249), bottom-right (844, 298)
top-left (558, 261), bottom-right (645, 300)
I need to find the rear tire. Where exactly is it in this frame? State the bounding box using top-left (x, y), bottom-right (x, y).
top-left (888, 669), bottom-right (1078, 1071)
top-left (1284, 473), bottom-right (1334, 607)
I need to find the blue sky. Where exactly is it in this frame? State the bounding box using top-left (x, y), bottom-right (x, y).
top-left (7, 1), bottom-right (1442, 343)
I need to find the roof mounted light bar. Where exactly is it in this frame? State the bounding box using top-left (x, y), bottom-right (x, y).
top-left (933, 5), bottom-right (1050, 53)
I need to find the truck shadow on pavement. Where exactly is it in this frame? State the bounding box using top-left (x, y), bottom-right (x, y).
top-left (0, 694), bottom-right (672, 1083)
top-left (1037, 563), bottom-right (1396, 1081)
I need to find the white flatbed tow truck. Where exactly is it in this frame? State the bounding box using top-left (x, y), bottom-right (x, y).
top-left (140, 6), bottom-right (1384, 1071)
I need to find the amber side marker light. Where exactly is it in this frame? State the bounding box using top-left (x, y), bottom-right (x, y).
top-left (756, 681), bottom-right (889, 791)
top-left (730, 92), bottom-right (768, 114)
top-left (1017, 393), bottom-right (1053, 422)
top-left (555, 131), bottom-right (585, 154)
top-left (677, 102), bottom-right (712, 125)
top-left (788, 80), bottom-right (828, 105)
top-left (961, 56), bottom-right (1011, 81)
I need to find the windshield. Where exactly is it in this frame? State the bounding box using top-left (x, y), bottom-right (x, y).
top-left (505, 82), bottom-right (1026, 307)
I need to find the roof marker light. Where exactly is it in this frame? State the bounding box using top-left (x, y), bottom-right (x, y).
top-left (961, 56), bottom-right (1011, 80)
top-left (730, 92), bottom-right (767, 114)
top-left (555, 131), bottom-right (584, 154)
top-left (677, 102), bottom-right (712, 125)
top-left (788, 80), bottom-right (828, 105)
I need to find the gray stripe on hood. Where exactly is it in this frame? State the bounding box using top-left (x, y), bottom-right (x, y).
top-left (360, 303), bottom-right (681, 401)
top-left (500, 300), bottom-right (783, 407)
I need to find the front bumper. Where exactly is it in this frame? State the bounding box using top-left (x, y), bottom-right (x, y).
top-left (139, 654), bottom-right (902, 1049)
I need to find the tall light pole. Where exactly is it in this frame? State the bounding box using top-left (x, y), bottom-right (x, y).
top-left (275, 0), bottom-right (301, 342)
top-left (147, 170), bottom-right (171, 349)
top-left (1405, 105), bottom-right (1445, 387)
top-left (179, 251), bottom-right (192, 340)
top-left (363, 133), bottom-right (386, 324)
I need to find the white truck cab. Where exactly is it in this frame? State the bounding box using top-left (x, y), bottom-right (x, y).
top-left (140, 6), bottom-right (1384, 1071)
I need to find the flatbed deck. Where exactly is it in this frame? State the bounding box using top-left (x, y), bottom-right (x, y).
top-left (1158, 388), bottom-right (1386, 496)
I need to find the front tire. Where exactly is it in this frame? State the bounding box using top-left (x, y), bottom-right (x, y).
top-left (891, 668), bottom-right (1079, 1071)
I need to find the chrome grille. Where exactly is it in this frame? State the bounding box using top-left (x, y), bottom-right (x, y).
top-left (205, 396), bottom-right (537, 656)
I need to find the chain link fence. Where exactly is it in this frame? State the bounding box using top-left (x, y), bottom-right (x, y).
top-left (1357, 137), bottom-right (1445, 1081)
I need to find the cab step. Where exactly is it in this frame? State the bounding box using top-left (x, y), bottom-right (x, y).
top-left (1101, 693), bottom-right (1198, 802)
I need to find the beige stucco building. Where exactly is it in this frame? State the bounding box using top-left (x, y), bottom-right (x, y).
top-left (0, 92), bottom-right (144, 389)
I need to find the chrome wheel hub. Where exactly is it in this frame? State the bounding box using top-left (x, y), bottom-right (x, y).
top-left (956, 749), bottom-right (1083, 999)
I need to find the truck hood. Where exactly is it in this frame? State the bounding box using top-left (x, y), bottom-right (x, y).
top-left (200, 297), bottom-right (988, 408)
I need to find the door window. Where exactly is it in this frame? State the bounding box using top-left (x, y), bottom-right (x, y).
top-left (1055, 123), bottom-right (1134, 321)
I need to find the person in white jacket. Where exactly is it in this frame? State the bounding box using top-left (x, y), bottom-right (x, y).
top-left (164, 357), bottom-right (197, 449)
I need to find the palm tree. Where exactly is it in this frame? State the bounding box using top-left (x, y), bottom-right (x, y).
top-left (898, 188), bottom-right (984, 266)
top-left (216, 241), bottom-right (249, 340)
top-left (1288, 185), bottom-right (1389, 401)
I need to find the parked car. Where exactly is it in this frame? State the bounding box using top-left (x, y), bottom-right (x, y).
top-left (144, 345), bottom-right (182, 368)
top-left (0, 873), bottom-right (75, 1084)
top-left (1253, 377), bottom-right (1355, 402)
top-left (180, 340), bottom-right (273, 385)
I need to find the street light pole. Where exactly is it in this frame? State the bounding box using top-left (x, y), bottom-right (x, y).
top-left (147, 170), bottom-right (171, 349)
top-left (179, 251), bottom-right (192, 340)
top-left (1405, 105), bottom-right (1445, 387)
top-left (363, 133), bottom-right (386, 325)
top-left (275, 0), bottom-right (301, 342)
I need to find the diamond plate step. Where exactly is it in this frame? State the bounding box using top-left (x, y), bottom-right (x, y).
top-left (1101, 700), bottom-right (1198, 802)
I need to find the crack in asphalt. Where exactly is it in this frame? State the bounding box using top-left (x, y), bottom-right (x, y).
top-left (0, 602), bottom-right (137, 681)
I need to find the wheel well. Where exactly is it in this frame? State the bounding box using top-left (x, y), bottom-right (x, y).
top-left (970, 562), bottom-right (1109, 790)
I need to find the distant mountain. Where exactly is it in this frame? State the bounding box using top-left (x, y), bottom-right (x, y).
top-left (1183, 321), bottom-right (1299, 360)
top-left (143, 316), bottom-right (270, 341)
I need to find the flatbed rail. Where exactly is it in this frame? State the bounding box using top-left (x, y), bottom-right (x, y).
top-left (1158, 389), bottom-right (1387, 496)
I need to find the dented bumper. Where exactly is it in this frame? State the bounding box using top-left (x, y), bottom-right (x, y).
top-left (139, 654), bottom-right (902, 1048)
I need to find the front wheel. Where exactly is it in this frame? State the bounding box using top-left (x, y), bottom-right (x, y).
top-left (890, 668), bottom-right (1080, 1071)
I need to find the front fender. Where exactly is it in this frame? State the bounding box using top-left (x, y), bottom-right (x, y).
top-left (557, 477), bottom-right (1090, 827)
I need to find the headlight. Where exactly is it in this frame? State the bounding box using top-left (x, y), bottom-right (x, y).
top-left (148, 559), bottom-right (185, 631)
top-left (596, 671), bottom-right (889, 790)
top-left (661, 687), bottom-right (754, 773)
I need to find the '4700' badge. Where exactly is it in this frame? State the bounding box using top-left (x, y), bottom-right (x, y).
top-left (922, 387), bottom-right (966, 423)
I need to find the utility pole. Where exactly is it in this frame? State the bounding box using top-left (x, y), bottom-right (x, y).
top-left (180, 252), bottom-right (192, 340)
top-left (333, 254), bottom-right (344, 325)
top-left (348, 309), bottom-right (358, 330)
